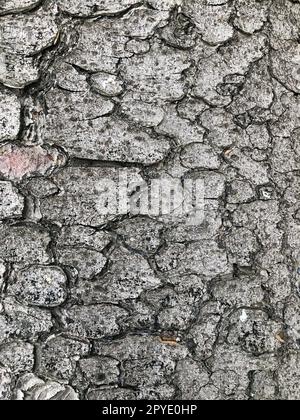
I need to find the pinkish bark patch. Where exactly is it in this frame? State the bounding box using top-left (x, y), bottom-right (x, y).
top-left (0, 144), bottom-right (66, 181)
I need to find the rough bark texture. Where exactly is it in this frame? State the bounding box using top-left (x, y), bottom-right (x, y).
top-left (0, 0), bottom-right (300, 401)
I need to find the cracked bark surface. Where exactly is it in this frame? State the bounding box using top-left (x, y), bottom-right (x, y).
top-left (0, 0), bottom-right (299, 401)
